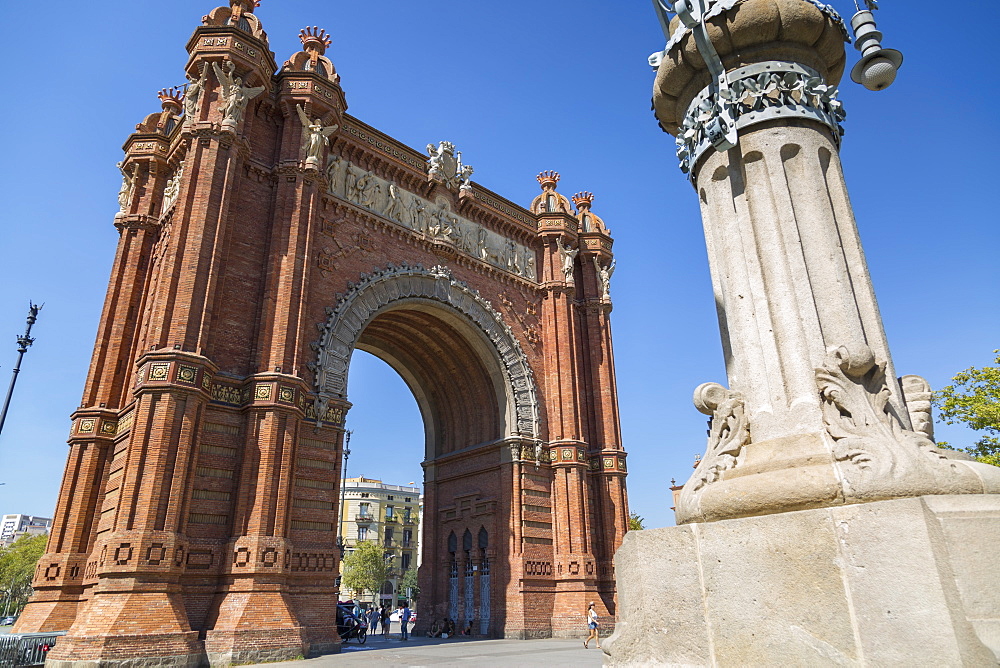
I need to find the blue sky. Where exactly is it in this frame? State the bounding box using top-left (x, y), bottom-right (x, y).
top-left (0, 1), bottom-right (996, 530)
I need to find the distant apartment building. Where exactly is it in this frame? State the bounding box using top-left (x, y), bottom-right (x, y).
top-left (1, 514), bottom-right (52, 547)
top-left (338, 477), bottom-right (421, 607)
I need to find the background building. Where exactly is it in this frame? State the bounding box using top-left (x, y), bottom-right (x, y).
top-left (0, 515), bottom-right (52, 547)
top-left (339, 477), bottom-right (421, 608)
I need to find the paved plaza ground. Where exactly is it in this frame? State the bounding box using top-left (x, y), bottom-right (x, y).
top-left (1, 625), bottom-right (607, 665)
top-left (263, 634), bottom-right (607, 667)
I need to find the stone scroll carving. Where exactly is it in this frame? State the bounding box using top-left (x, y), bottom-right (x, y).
top-left (325, 156), bottom-right (537, 282)
top-left (309, 263), bottom-right (541, 439)
top-left (815, 343), bottom-right (998, 499)
top-left (676, 62), bottom-right (847, 176)
top-left (688, 382), bottom-right (750, 492)
top-left (900, 374), bottom-right (935, 442)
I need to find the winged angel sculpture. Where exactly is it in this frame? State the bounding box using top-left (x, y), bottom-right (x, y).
top-left (296, 104), bottom-right (339, 165)
top-left (212, 60), bottom-right (264, 128)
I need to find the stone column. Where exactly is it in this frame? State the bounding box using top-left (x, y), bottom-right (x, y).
top-left (650, 0), bottom-right (1000, 524)
top-left (604, 2), bottom-right (1000, 665)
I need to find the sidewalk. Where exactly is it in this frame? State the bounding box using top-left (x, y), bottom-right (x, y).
top-left (262, 635), bottom-right (607, 667)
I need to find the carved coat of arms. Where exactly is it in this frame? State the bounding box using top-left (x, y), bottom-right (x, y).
top-left (426, 141), bottom-right (474, 190)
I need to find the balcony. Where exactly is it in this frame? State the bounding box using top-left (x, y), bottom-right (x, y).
top-left (382, 538), bottom-right (397, 548)
top-left (401, 541), bottom-right (413, 549)
top-left (355, 513), bottom-right (375, 523)
top-left (383, 516), bottom-right (399, 524)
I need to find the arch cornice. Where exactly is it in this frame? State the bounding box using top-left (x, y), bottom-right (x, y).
top-left (309, 263), bottom-right (541, 439)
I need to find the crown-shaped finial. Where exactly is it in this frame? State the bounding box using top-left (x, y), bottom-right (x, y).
top-left (158, 87), bottom-right (184, 111)
top-left (572, 191), bottom-right (594, 210)
top-left (537, 170), bottom-right (560, 190)
top-left (300, 26), bottom-right (332, 55)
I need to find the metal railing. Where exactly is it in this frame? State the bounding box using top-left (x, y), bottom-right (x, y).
top-left (0, 632), bottom-right (66, 667)
top-left (354, 513), bottom-right (375, 522)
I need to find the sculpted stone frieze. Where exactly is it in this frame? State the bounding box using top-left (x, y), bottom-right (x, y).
top-left (325, 156), bottom-right (537, 282)
top-left (310, 263), bottom-right (541, 439)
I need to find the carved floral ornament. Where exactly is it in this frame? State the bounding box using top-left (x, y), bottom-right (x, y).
top-left (309, 263), bottom-right (541, 439)
top-left (675, 62), bottom-right (847, 176)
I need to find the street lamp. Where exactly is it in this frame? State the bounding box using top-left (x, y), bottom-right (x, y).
top-left (0, 303), bottom-right (43, 439)
top-left (336, 429), bottom-right (354, 559)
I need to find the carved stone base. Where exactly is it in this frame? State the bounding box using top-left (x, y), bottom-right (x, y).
top-left (604, 495), bottom-right (1000, 667)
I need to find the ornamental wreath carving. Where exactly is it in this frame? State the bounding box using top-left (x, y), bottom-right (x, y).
top-left (309, 263), bottom-right (541, 439)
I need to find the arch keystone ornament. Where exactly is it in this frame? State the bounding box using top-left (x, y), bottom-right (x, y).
top-left (604, 1), bottom-right (1000, 666)
top-left (17, 3), bottom-right (629, 664)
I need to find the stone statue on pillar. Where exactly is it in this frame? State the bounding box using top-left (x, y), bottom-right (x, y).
top-left (557, 236), bottom-right (578, 285)
top-left (296, 104), bottom-right (338, 167)
top-left (213, 60), bottom-right (264, 129)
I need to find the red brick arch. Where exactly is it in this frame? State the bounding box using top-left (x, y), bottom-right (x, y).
top-left (16, 3), bottom-right (630, 663)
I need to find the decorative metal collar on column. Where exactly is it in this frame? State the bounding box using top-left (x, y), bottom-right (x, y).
top-left (650, 0), bottom-right (902, 179)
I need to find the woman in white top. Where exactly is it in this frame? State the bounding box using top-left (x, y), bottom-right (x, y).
top-left (584, 601), bottom-right (601, 649)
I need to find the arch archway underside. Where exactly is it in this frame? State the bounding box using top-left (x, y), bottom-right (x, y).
top-left (310, 263), bottom-right (541, 441)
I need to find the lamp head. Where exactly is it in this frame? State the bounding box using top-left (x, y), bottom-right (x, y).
top-left (849, 9), bottom-right (903, 91)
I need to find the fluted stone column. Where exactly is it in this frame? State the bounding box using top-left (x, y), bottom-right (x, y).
top-left (604, 2), bottom-right (1000, 665)
top-left (649, 0), bottom-right (1000, 524)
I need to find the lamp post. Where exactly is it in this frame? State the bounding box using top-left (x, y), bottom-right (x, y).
top-left (336, 429), bottom-right (353, 559)
top-left (0, 303), bottom-right (43, 439)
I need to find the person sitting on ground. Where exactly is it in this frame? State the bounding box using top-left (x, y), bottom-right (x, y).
top-left (429, 619), bottom-right (442, 638)
top-left (462, 621), bottom-right (472, 636)
top-left (442, 618), bottom-right (455, 637)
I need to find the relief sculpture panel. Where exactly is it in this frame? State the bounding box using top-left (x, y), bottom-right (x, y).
top-left (326, 156), bottom-right (537, 282)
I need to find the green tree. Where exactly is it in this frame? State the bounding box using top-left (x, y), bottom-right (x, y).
top-left (341, 540), bottom-right (388, 605)
top-left (628, 512), bottom-right (645, 531)
top-left (400, 566), bottom-right (420, 603)
top-left (934, 350), bottom-right (1000, 467)
top-left (0, 534), bottom-right (47, 616)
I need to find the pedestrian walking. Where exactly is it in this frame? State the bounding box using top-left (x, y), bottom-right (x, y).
top-left (583, 601), bottom-right (601, 649)
top-left (368, 606), bottom-right (379, 634)
top-left (400, 603), bottom-right (411, 640)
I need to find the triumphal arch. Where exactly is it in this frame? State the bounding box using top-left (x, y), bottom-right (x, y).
top-left (16, 2), bottom-right (629, 664)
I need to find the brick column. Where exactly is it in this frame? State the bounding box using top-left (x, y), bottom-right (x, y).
top-left (204, 376), bottom-right (315, 664)
top-left (45, 351), bottom-right (215, 664)
top-left (15, 142), bottom-right (163, 634)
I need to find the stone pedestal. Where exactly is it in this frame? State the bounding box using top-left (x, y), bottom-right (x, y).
top-left (604, 495), bottom-right (1000, 666)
